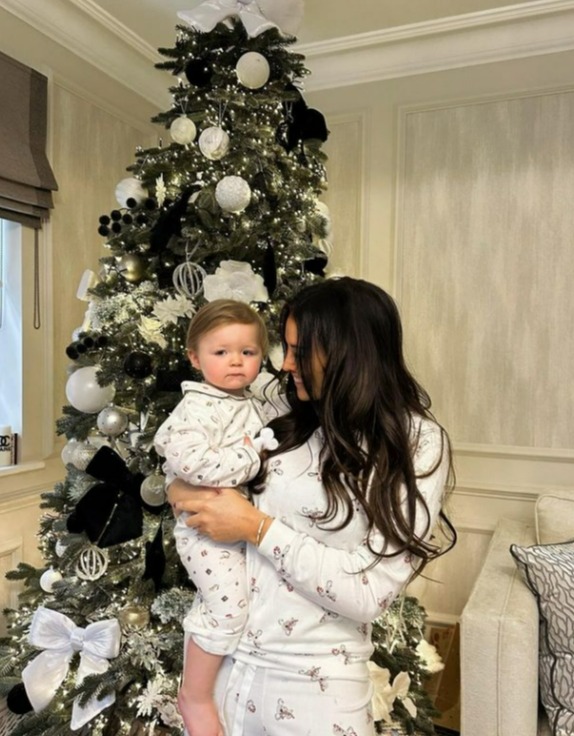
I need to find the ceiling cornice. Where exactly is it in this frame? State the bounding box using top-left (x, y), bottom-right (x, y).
top-left (298, 0), bottom-right (574, 90)
top-left (0, 0), bottom-right (573, 105)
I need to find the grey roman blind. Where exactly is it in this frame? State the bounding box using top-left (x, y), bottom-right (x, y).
top-left (0, 51), bottom-right (58, 228)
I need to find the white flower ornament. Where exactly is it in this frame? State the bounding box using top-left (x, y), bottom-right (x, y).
top-left (203, 260), bottom-right (268, 303)
top-left (367, 661), bottom-right (417, 723)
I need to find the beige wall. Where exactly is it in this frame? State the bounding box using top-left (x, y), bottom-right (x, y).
top-left (309, 49), bottom-right (574, 622)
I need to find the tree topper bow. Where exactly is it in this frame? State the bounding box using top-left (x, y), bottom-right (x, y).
top-left (22, 607), bottom-right (121, 730)
top-left (178, 0), bottom-right (304, 38)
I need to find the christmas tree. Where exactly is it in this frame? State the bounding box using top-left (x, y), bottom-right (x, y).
top-left (0, 3), bottom-right (442, 735)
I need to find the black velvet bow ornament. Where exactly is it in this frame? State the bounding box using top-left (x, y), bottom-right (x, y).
top-left (149, 188), bottom-right (198, 253)
top-left (66, 446), bottom-right (163, 548)
top-left (304, 248), bottom-right (329, 277)
top-left (143, 524), bottom-right (166, 591)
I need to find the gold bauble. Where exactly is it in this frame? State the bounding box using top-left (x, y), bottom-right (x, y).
top-left (117, 254), bottom-right (146, 283)
top-left (118, 604), bottom-right (150, 631)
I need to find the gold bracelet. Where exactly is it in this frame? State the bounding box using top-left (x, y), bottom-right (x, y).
top-left (255, 515), bottom-right (270, 547)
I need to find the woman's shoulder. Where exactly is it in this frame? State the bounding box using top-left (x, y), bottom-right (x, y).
top-left (409, 414), bottom-right (447, 465)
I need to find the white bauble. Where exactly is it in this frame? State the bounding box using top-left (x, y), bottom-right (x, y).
top-left (40, 568), bottom-right (63, 592)
top-left (170, 116), bottom-right (197, 145)
top-left (140, 474), bottom-right (166, 507)
top-left (55, 539), bottom-right (68, 558)
top-left (198, 126), bottom-right (230, 160)
top-left (65, 366), bottom-right (115, 414)
top-left (236, 52), bottom-right (270, 89)
top-left (61, 438), bottom-right (78, 466)
top-left (97, 406), bottom-right (129, 437)
top-left (71, 441), bottom-right (99, 471)
top-left (115, 177), bottom-right (147, 208)
top-left (215, 176), bottom-right (251, 213)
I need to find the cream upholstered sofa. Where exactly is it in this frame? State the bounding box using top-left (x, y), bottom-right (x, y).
top-left (460, 489), bottom-right (574, 736)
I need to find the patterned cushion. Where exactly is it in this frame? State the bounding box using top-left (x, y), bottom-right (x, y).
top-left (510, 542), bottom-right (574, 735)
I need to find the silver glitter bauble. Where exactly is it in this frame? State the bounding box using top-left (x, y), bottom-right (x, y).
top-left (61, 439), bottom-right (78, 466)
top-left (198, 126), bottom-right (230, 160)
top-left (236, 51), bottom-right (270, 89)
top-left (215, 175), bottom-right (251, 213)
top-left (76, 545), bottom-right (109, 581)
top-left (40, 568), bottom-right (63, 592)
top-left (140, 474), bottom-right (167, 507)
top-left (97, 406), bottom-right (129, 437)
top-left (71, 441), bottom-right (99, 471)
top-left (170, 116), bottom-right (197, 144)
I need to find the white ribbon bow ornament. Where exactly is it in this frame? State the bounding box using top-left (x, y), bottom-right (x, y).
top-left (22, 607), bottom-right (121, 731)
top-left (178, 0), bottom-right (304, 39)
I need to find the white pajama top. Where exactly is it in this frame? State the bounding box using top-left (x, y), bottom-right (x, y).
top-left (154, 381), bottom-right (275, 488)
top-left (232, 416), bottom-right (448, 680)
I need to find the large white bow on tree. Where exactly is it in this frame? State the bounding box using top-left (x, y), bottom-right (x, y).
top-left (22, 607), bottom-right (121, 731)
top-left (178, 0), bottom-right (304, 38)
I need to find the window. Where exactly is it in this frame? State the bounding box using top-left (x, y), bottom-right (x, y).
top-left (0, 219), bottom-right (52, 466)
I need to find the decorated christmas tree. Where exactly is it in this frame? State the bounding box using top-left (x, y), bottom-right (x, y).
top-left (0, 3), bottom-right (443, 735)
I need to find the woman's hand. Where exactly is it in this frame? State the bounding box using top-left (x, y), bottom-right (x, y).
top-left (174, 487), bottom-right (269, 545)
top-left (166, 477), bottom-right (207, 513)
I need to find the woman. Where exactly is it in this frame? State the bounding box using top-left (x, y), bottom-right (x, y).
top-left (169, 277), bottom-right (456, 736)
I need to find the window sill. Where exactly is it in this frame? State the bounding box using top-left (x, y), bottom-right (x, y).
top-left (0, 461), bottom-right (46, 477)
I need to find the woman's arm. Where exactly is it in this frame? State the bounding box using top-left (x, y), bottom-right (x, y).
top-left (172, 485), bottom-right (269, 544)
top-left (177, 426), bottom-right (449, 624)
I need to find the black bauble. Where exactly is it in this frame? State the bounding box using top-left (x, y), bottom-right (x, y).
top-left (184, 59), bottom-right (212, 87)
top-left (6, 683), bottom-right (33, 715)
top-left (124, 351), bottom-right (153, 378)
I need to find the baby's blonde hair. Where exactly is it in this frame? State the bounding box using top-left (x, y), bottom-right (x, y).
top-left (186, 299), bottom-right (269, 356)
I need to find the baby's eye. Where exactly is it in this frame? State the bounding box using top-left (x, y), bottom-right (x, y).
top-left (214, 350), bottom-right (226, 356)
top-left (243, 350), bottom-right (256, 356)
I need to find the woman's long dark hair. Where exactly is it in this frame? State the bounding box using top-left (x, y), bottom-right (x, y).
top-left (252, 277), bottom-right (456, 573)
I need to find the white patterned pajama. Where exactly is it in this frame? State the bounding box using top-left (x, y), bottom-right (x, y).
top-left (154, 380), bottom-right (276, 652)
top-left (212, 416), bottom-right (449, 736)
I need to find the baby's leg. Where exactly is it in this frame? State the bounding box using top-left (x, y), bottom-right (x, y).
top-left (178, 636), bottom-right (224, 736)
top-left (175, 514), bottom-right (248, 654)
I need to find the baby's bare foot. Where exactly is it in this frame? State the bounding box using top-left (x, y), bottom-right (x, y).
top-left (178, 690), bottom-right (223, 736)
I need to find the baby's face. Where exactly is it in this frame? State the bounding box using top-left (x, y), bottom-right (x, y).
top-left (188, 322), bottom-right (262, 395)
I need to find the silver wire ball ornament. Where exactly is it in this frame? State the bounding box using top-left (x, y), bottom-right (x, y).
top-left (172, 260), bottom-right (207, 299)
top-left (97, 406), bottom-right (129, 437)
top-left (75, 545), bottom-right (109, 581)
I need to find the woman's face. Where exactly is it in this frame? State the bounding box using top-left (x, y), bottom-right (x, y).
top-left (282, 316), bottom-right (325, 401)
